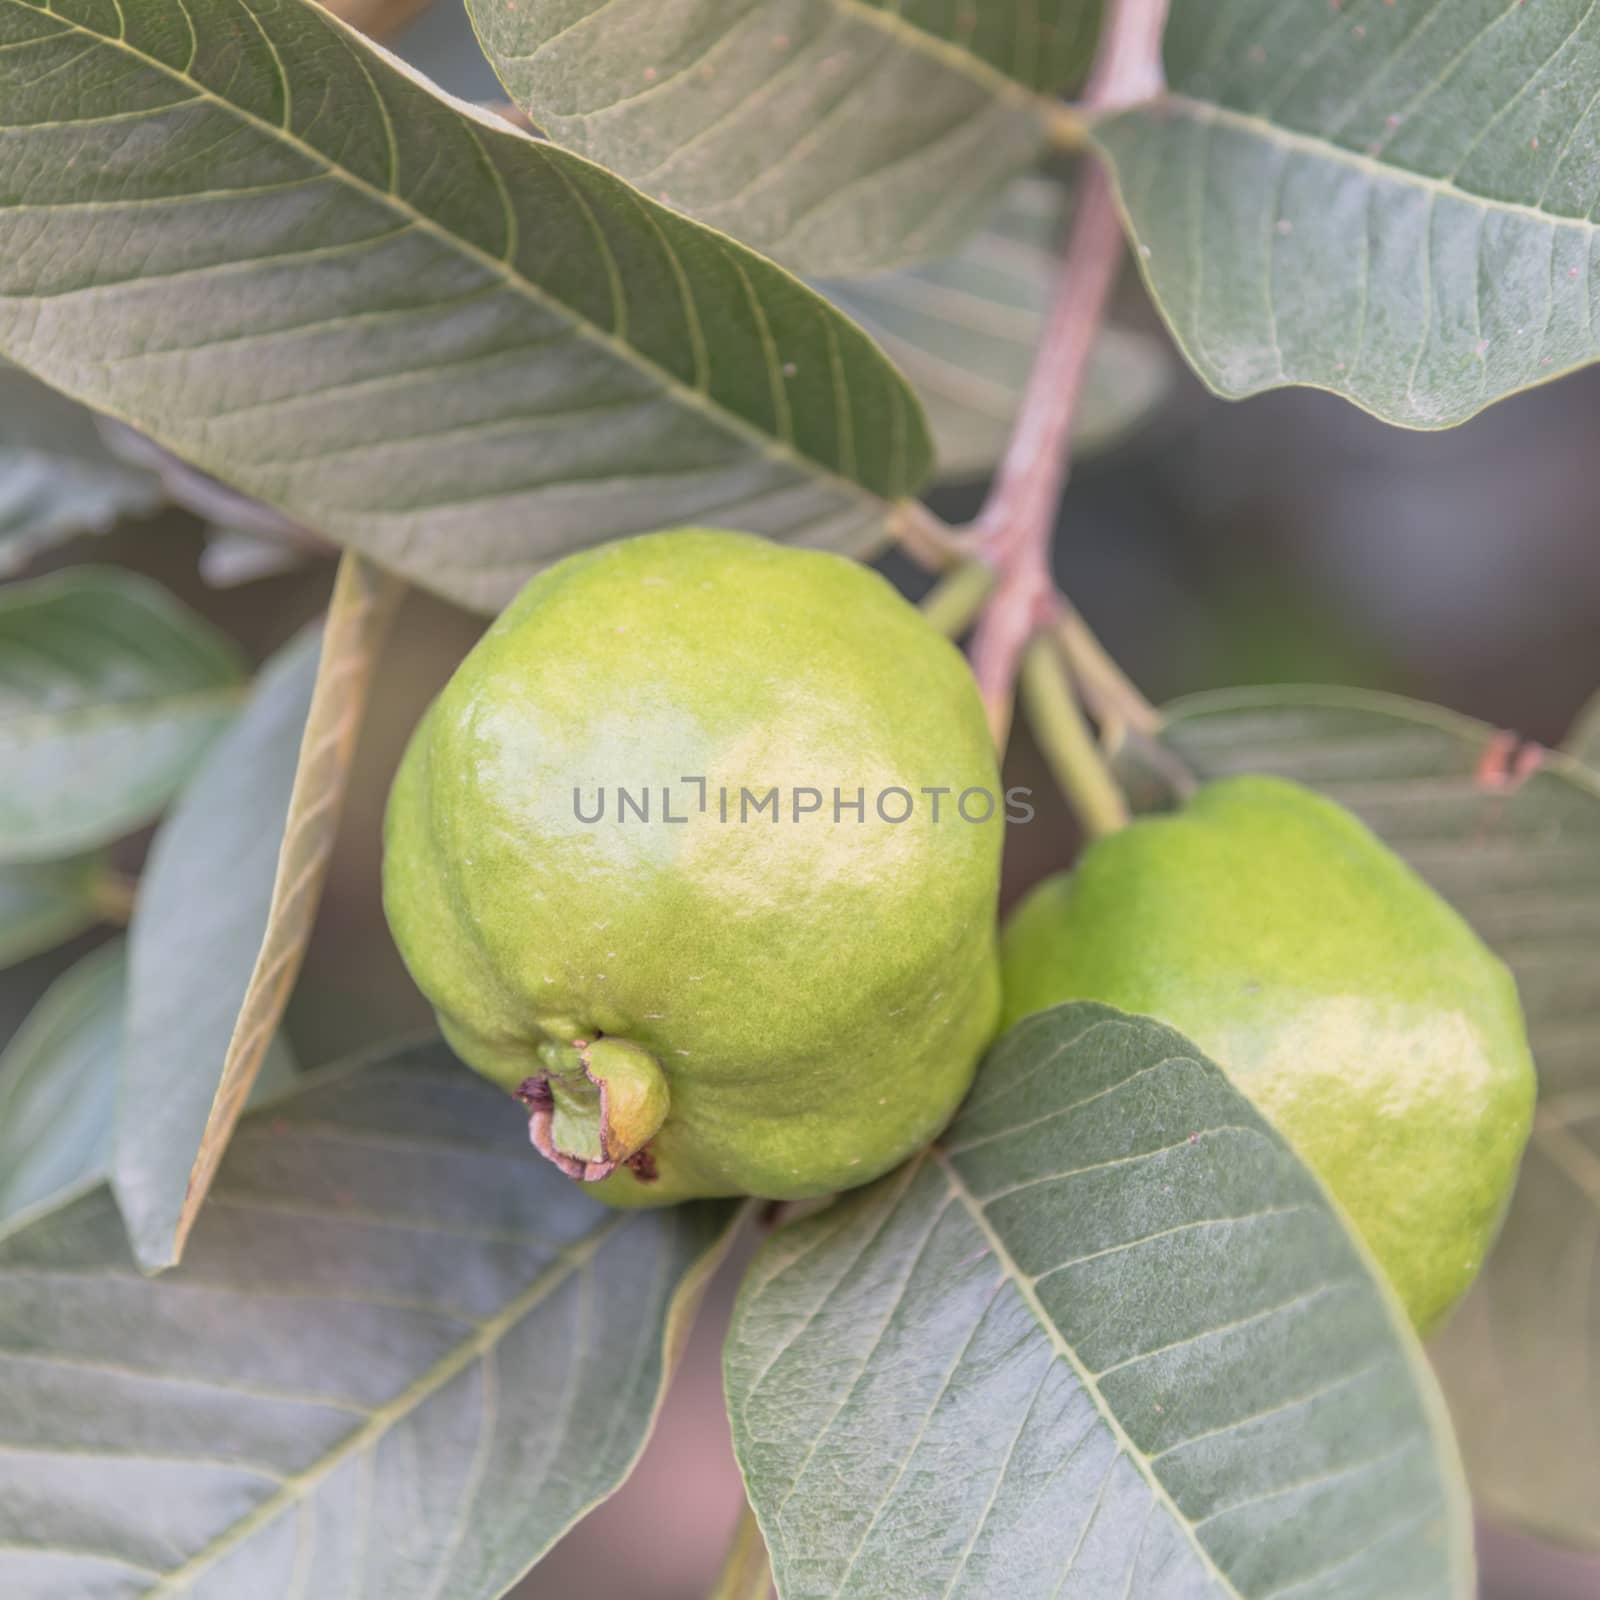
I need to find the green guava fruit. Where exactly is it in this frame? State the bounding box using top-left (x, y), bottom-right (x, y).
top-left (384, 528), bottom-right (1003, 1207)
top-left (1000, 776), bottom-right (1535, 1333)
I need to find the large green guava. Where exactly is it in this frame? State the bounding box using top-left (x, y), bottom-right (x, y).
top-left (1000, 776), bottom-right (1535, 1333)
top-left (384, 529), bottom-right (1003, 1207)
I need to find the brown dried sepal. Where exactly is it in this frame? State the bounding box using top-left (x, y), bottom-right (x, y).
top-left (514, 1074), bottom-right (620, 1183)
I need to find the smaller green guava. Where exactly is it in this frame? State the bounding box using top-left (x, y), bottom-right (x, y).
top-left (1000, 776), bottom-right (1536, 1334)
top-left (383, 529), bottom-right (1003, 1206)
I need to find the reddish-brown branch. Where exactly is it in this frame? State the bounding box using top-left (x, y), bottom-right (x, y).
top-left (967, 161), bottom-right (1128, 743)
top-left (965, 0), bottom-right (1169, 745)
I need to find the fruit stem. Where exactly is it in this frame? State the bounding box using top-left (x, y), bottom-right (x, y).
top-left (919, 561), bottom-right (995, 640)
top-left (1021, 634), bottom-right (1130, 838)
top-left (1049, 597), bottom-right (1160, 738)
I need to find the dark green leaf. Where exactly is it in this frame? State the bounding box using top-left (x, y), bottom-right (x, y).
top-left (1095, 0), bottom-right (1600, 426)
top-left (0, 856), bottom-right (106, 972)
top-left (821, 177), bottom-right (1171, 479)
top-left (0, 568), bottom-right (244, 864)
top-left (468, 0), bottom-right (1097, 276)
top-left (1150, 686), bottom-right (1600, 1548)
top-left (727, 1003), bottom-right (1472, 1599)
top-left (0, 363), bottom-right (163, 576)
top-left (1, 1040), bottom-right (737, 1596)
top-left (0, 0), bottom-right (930, 613)
top-left (118, 627), bottom-right (321, 1272)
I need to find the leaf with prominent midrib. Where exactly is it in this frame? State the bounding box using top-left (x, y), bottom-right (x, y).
top-left (172, 554), bottom-right (403, 1269)
top-left (726, 1004), bottom-right (1472, 1599)
top-left (0, 568), bottom-right (244, 864)
top-left (0, 1040), bottom-right (739, 1598)
top-left (821, 177), bottom-right (1172, 480)
top-left (0, 0), bottom-right (930, 615)
top-left (468, 0), bottom-right (1097, 277)
top-left (118, 625), bottom-right (322, 1273)
top-left (1094, 0), bottom-right (1600, 427)
top-left (1144, 685), bottom-right (1600, 1549)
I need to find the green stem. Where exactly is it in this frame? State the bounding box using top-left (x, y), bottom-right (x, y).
top-left (707, 1502), bottom-right (774, 1600)
top-left (1054, 604), bottom-right (1160, 738)
top-left (919, 562), bottom-right (995, 639)
top-left (1020, 635), bottom-right (1130, 838)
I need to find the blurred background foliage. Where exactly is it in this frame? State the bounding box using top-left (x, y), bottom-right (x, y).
top-left (1, 1), bottom-right (1596, 1593)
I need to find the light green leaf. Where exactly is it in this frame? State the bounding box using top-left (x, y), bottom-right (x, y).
top-left (0, 568), bottom-right (245, 864)
top-left (0, 942), bottom-right (123, 1239)
top-left (1567, 689), bottom-right (1600, 768)
top-left (727, 1003), bottom-right (1472, 1599)
top-left (1095, 0), bottom-right (1600, 427)
top-left (822, 177), bottom-right (1172, 479)
top-left (198, 530), bottom-right (311, 588)
top-left (1, 1040), bottom-right (738, 1596)
top-left (1149, 685), bottom-right (1600, 1548)
top-left (118, 626), bottom-right (322, 1272)
top-left (468, 0), bottom-right (1097, 276)
top-left (172, 555), bottom-right (403, 1268)
top-left (0, 941), bottom-right (295, 1243)
top-left (0, 0), bottom-right (931, 615)
top-left (0, 856), bottom-right (106, 973)
top-left (0, 364), bottom-right (164, 576)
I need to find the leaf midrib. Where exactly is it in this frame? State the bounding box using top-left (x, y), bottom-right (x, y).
top-left (830, 0), bottom-right (1063, 108)
top-left (0, 1), bottom-right (894, 518)
top-left (1112, 91), bottom-right (1600, 236)
top-left (143, 1212), bottom-right (628, 1597)
top-left (930, 1144), bottom-right (1246, 1599)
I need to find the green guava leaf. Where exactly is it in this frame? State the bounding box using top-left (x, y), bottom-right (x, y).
top-left (466, 0), bottom-right (1098, 276)
top-left (0, 364), bottom-right (164, 576)
top-left (1147, 685), bottom-right (1600, 1549)
top-left (120, 555), bottom-right (404, 1275)
top-left (176, 557), bottom-right (403, 1272)
top-left (0, 942), bottom-right (124, 1241)
top-left (0, 940), bottom-right (296, 1244)
top-left (726, 1002), bottom-right (1472, 1599)
top-left (1094, 0), bottom-right (1600, 427)
top-left (0, 1040), bottom-right (738, 1596)
top-left (820, 177), bottom-right (1172, 481)
top-left (0, 856), bottom-right (107, 973)
top-left (118, 627), bottom-right (322, 1273)
top-left (0, 0), bottom-right (932, 615)
top-left (1567, 689), bottom-right (1600, 769)
top-left (0, 568), bottom-right (245, 865)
